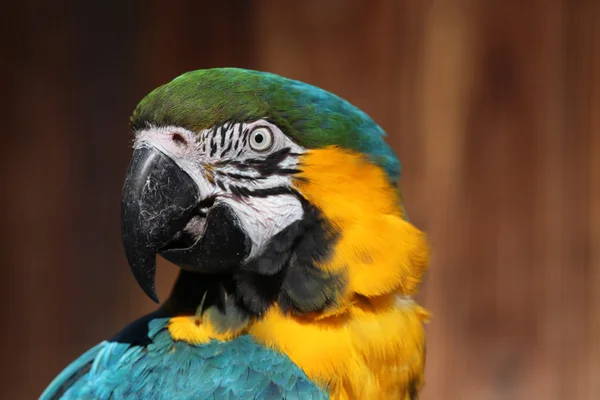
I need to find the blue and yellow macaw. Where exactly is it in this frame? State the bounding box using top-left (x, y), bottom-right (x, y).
top-left (41, 68), bottom-right (430, 399)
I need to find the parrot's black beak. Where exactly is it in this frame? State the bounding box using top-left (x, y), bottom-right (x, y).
top-left (121, 147), bottom-right (199, 302)
top-left (121, 146), bottom-right (249, 303)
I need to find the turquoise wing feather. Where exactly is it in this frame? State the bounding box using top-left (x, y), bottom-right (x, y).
top-left (41, 317), bottom-right (327, 400)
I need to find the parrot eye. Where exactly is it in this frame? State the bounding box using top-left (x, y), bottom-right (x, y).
top-left (248, 126), bottom-right (273, 152)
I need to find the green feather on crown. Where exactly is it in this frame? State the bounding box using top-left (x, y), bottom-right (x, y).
top-left (131, 68), bottom-right (401, 183)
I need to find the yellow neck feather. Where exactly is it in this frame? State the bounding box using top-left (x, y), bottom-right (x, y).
top-left (248, 296), bottom-right (428, 399)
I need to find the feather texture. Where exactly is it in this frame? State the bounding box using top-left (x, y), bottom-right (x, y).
top-left (41, 318), bottom-right (327, 400)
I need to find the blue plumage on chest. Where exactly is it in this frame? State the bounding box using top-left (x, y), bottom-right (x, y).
top-left (41, 318), bottom-right (327, 400)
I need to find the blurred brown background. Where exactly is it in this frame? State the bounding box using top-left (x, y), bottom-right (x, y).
top-left (2, 0), bottom-right (599, 399)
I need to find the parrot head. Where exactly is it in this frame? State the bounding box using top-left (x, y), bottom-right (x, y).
top-left (122, 67), bottom-right (427, 322)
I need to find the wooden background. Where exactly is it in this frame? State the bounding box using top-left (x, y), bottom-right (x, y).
top-left (2, 1), bottom-right (599, 399)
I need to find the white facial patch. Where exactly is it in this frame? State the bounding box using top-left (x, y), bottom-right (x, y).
top-left (132, 120), bottom-right (307, 258)
top-left (220, 195), bottom-right (304, 259)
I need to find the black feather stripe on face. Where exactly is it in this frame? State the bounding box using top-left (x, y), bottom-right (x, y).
top-left (215, 148), bottom-right (301, 180)
top-left (197, 121), bottom-right (303, 200)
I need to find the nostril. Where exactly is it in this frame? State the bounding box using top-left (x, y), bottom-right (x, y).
top-left (172, 133), bottom-right (187, 145)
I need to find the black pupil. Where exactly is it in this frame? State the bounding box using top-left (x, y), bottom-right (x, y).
top-left (254, 133), bottom-right (264, 144)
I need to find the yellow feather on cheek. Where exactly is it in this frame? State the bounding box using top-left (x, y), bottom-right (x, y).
top-left (293, 146), bottom-right (429, 297)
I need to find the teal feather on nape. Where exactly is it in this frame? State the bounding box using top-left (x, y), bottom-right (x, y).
top-left (131, 68), bottom-right (401, 183)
